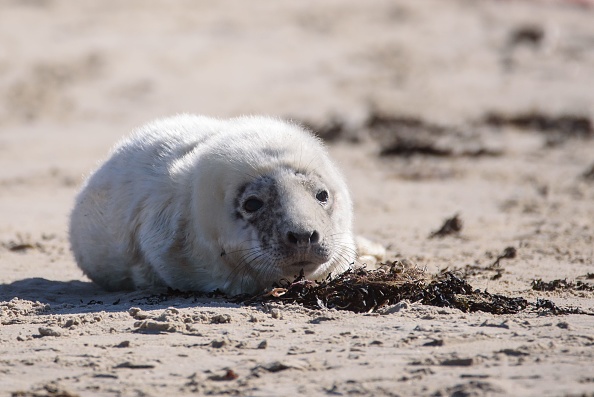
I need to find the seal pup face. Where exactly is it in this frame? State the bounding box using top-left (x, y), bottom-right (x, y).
top-left (188, 117), bottom-right (356, 295)
top-left (222, 166), bottom-right (355, 294)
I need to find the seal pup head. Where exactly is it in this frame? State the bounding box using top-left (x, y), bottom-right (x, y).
top-left (193, 116), bottom-right (356, 295)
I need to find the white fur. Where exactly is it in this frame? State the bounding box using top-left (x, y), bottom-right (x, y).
top-left (70, 115), bottom-right (358, 295)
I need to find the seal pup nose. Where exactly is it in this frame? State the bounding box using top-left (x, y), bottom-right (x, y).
top-left (286, 230), bottom-right (319, 247)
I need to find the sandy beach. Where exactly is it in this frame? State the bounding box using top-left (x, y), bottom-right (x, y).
top-left (1, 1), bottom-right (593, 396)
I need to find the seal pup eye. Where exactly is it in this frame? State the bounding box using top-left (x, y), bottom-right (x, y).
top-left (316, 190), bottom-right (329, 204)
top-left (243, 197), bottom-right (264, 213)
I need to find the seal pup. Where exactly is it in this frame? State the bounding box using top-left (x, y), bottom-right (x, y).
top-left (70, 115), bottom-right (382, 295)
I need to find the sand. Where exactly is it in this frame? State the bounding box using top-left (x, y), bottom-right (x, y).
top-left (1, 0), bottom-right (593, 396)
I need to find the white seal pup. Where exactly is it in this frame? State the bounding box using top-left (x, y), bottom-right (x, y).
top-left (70, 115), bottom-right (373, 295)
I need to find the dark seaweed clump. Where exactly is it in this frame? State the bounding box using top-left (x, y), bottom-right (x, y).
top-left (429, 214), bottom-right (463, 238)
top-left (242, 266), bottom-right (528, 315)
top-left (366, 113), bottom-right (501, 157)
top-left (367, 114), bottom-right (453, 157)
top-left (533, 299), bottom-right (585, 315)
top-left (484, 112), bottom-right (593, 145)
top-left (532, 278), bottom-right (594, 292)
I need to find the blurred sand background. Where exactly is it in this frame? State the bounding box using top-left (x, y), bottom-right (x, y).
top-left (1, 1), bottom-right (593, 396)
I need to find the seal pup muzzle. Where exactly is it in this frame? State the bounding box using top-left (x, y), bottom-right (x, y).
top-left (69, 115), bottom-right (361, 295)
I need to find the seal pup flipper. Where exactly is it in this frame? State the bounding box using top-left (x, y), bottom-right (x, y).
top-left (355, 235), bottom-right (386, 268)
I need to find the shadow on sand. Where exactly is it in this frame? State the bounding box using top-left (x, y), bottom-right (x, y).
top-left (0, 278), bottom-right (238, 315)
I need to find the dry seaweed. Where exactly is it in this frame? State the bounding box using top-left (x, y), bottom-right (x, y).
top-left (429, 214), bottom-right (463, 238)
top-left (238, 266), bottom-right (591, 315)
top-left (290, 111), bottom-right (591, 157)
top-left (367, 114), bottom-right (451, 156)
top-left (533, 299), bottom-right (585, 315)
top-left (366, 112), bottom-right (501, 157)
top-left (532, 278), bottom-right (594, 292)
top-left (508, 25), bottom-right (544, 47)
top-left (7, 243), bottom-right (36, 252)
top-left (484, 112), bottom-right (593, 140)
top-left (491, 246), bottom-right (517, 267)
top-left (239, 265), bottom-right (528, 315)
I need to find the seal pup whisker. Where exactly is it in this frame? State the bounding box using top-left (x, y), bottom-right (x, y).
top-left (224, 248), bottom-right (270, 290)
top-left (221, 241), bottom-right (266, 256)
top-left (333, 246), bottom-right (358, 267)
